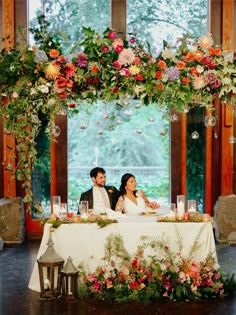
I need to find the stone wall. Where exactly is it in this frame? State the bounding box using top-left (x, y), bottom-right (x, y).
top-left (214, 194), bottom-right (236, 243)
top-left (0, 197), bottom-right (25, 244)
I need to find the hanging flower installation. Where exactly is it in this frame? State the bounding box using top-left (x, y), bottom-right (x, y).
top-left (0, 15), bottom-right (236, 207)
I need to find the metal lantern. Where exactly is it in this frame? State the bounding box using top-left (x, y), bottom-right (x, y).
top-left (37, 234), bottom-right (64, 299)
top-left (60, 256), bottom-right (79, 299)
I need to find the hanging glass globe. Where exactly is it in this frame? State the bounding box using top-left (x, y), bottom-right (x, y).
top-left (136, 128), bottom-right (143, 134)
top-left (52, 125), bottom-right (61, 137)
top-left (191, 131), bottom-right (199, 140)
top-left (148, 117), bottom-right (155, 122)
top-left (97, 128), bottom-right (104, 135)
top-left (229, 136), bottom-right (236, 144)
top-left (79, 119), bottom-right (89, 129)
top-left (205, 116), bottom-right (216, 127)
top-left (158, 127), bottom-right (168, 136)
top-left (171, 113), bottom-right (178, 122)
top-left (116, 118), bottom-right (122, 125)
top-left (134, 103), bottom-right (141, 109)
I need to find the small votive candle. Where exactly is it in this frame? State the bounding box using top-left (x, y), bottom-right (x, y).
top-left (202, 213), bottom-right (210, 222)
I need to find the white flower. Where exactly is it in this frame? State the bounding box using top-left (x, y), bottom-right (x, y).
top-left (30, 88), bottom-right (37, 95)
top-left (196, 65), bottom-right (204, 74)
top-left (39, 85), bottom-right (49, 94)
top-left (222, 77), bottom-right (232, 85)
top-left (12, 92), bottom-right (19, 98)
top-left (118, 48), bottom-right (135, 66)
top-left (161, 49), bottom-right (174, 60)
top-left (28, 47), bottom-right (33, 51)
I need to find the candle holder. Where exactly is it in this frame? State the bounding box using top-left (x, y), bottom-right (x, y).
top-left (51, 196), bottom-right (61, 216)
top-left (176, 195), bottom-right (185, 220)
top-left (187, 200), bottom-right (197, 213)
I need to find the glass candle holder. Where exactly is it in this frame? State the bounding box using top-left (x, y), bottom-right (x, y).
top-left (187, 200), bottom-right (197, 212)
top-left (79, 201), bottom-right (89, 218)
top-left (51, 196), bottom-right (61, 216)
top-left (176, 195), bottom-right (185, 220)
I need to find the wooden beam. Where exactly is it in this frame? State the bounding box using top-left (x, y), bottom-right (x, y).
top-left (2, 0), bottom-right (16, 198)
top-left (221, 0), bottom-right (234, 195)
top-left (111, 0), bottom-right (126, 37)
top-left (205, 110), bottom-right (213, 215)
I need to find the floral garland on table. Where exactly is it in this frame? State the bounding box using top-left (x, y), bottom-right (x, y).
top-left (77, 234), bottom-right (236, 303)
top-left (1, 15), bottom-right (236, 209)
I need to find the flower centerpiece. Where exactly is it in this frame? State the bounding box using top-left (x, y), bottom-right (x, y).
top-left (78, 234), bottom-right (236, 303)
top-left (1, 15), bottom-right (236, 209)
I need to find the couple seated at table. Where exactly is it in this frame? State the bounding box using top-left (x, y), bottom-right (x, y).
top-left (79, 167), bottom-right (159, 214)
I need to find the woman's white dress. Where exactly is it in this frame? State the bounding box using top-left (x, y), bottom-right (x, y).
top-left (123, 191), bottom-right (146, 214)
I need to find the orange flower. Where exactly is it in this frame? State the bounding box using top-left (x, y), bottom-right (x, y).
top-left (58, 55), bottom-right (67, 62)
top-left (176, 61), bottom-right (186, 70)
top-left (66, 79), bottom-right (73, 88)
top-left (193, 50), bottom-right (204, 62)
top-left (134, 57), bottom-right (141, 65)
top-left (208, 47), bottom-right (215, 56)
top-left (190, 67), bottom-right (199, 76)
top-left (91, 65), bottom-right (99, 73)
top-left (182, 77), bottom-right (190, 84)
top-left (49, 49), bottom-right (60, 58)
top-left (185, 52), bottom-right (194, 61)
top-left (157, 60), bottom-right (166, 70)
top-left (214, 47), bottom-right (222, 56)
top-left (44, 63), bottom-right (60, 80)
top-left (156, 83), bottom-right (164, 90)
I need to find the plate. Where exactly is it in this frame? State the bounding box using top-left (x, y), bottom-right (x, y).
top-left (140, 211), bottom-right (158, 216)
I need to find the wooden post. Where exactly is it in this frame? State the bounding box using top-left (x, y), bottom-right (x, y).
top-left (221, 0), bottom-right (234, 195)
top-left (2, 0), bottom-right (16, 198)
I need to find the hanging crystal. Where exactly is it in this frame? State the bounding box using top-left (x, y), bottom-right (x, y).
top-left (229, 136), bottom-right (236, 144)
top-left (204, 116), bottom-right (216, 127)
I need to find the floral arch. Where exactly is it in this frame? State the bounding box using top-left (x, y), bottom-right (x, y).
top-left (0, 15), bottom-right (235, 209)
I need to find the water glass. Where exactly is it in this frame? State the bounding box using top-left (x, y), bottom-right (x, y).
top-left (79, 201), bottom-right (89, 218)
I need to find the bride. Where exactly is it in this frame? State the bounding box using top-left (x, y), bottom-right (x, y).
top-left (115, 173), bottom-right (159, 214)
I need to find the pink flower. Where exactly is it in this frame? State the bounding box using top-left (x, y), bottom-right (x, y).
top-left (115, 45), bottom-right (124, 53)
top-left (77, 53), bottom-right (88, 67)
top-left (120, 68), bottom-right (130, 77)
top-left (112, 38), bottom-right (124, 49)
top-left (113, 60), bottom-right (122, 69)
top-left (118, 48), bottom-right (135, 66)
top-left (129, 37), bottom-right (135, 44)
top-left (108, 31), bottom-right (117, 40)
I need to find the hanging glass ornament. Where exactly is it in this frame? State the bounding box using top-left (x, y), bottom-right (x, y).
top-left (52, 125), bottom-right (61, 137)
top-left (229, 136), bottom-right (236, 144)
top-left (136, 128), bottom-right (143, 134)
top-left (171, 113), bottom-right (178, 122)
top-left (148, 117), bottom-right (155, 122)
top-left (204, 116), bottom-right (216, 127)
top-left (79, 119), bottom-right (89, 129)
top-left (191, 131), bottom-right (199, 140)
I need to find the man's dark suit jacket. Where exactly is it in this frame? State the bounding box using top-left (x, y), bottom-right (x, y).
top-left (78, 186), bottom-right (120, 213)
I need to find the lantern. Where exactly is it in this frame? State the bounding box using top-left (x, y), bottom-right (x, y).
top-left (37, 233), bottom-right (64, 299)
top-left (60, 256), bottom-right (79, 300)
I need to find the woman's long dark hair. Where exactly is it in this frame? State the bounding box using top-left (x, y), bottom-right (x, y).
top-left (119, 173), bottom-right (137, 197)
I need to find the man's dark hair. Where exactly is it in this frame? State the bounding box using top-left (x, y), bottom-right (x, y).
top-left (90, 167), bottom-right (106, 179)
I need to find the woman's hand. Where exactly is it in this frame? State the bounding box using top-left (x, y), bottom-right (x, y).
top-left (147, 201), bottom-right (160, 209)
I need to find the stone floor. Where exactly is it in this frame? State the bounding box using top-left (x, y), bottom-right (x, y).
top-left (0, 241), bottom-right (236, 315)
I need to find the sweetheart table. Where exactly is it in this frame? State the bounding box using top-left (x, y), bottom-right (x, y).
top-left (28, 215), bottom-right (218, 292)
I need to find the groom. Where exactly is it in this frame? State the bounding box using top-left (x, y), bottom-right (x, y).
top-left (78, 167), bottom-right (120, 213)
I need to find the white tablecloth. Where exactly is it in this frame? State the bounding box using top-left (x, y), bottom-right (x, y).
top-left (28, 215), bottom-right (217, 292)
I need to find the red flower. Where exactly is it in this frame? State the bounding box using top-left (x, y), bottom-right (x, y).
top-left (115, 45), bottom-right (124, 53)
top-left (108, 31), bottom-right (116, 39)
top-left (134, 74), bottom-right (144, 81)
top-left (155, 71), bottom-right (162, 79)
top-left (64, 63), bottom-right (75, 77)
top-left (102, 45), bottom-right (109, 53)
top-left (56, 77), bottom-right (67, 88)
top-left (182, 77), bottom-right (190, 84)
top-left (68, 103), bottom-right (75, 108)
top-left (129, 37), bottom-right (135, 44)
top-left (112, 86), bottom-right (119, 93)
top-left (66, 79), bottom-right (73, 88)
top-left (190, 67), bottom-right (199, 76)
top-left (58, 91), bottom-right (67, 98)
top-left (130, 281), bottom-right (139, 290)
